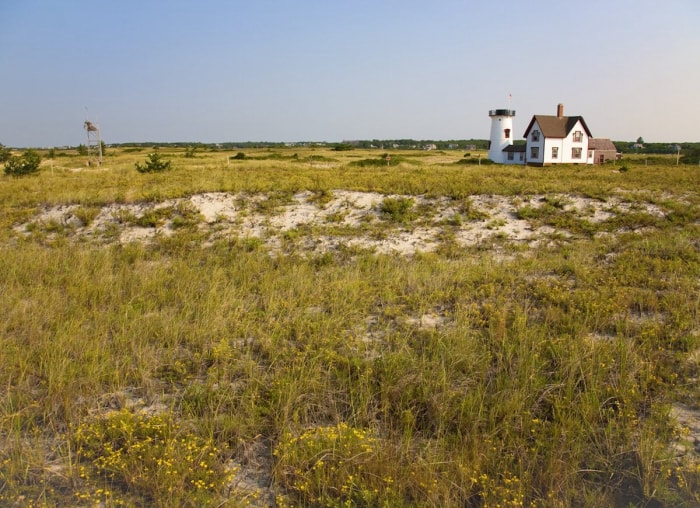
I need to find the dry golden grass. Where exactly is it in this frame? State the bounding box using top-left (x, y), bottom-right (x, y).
top-left (0, 147), bottom-right (699, 506)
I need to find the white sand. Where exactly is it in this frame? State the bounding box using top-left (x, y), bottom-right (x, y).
top-left (17, 191), bottom-right (667, 257)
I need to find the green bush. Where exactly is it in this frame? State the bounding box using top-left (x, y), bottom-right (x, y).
top-left (0, 144), bottom-right (12, 162)
top-left (349, 158), bottom-right (388, 167)
top-left (349, 154), bottom-right (409, 168)
top-left (679, 148), bottom-right (700, 164)
top-left (4, 149), bottom-right (41, 177)
top-left (380, 196), bottom-right (415, 221)
top-left (231, 152), bottom-right (246, 160)
top-left (456, 157), bottom-right (494, 165)
top-left (135, 153), bottom-right (171, 173)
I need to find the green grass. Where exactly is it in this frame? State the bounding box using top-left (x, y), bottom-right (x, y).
top-left (0, 147), bottom-right (699, 506)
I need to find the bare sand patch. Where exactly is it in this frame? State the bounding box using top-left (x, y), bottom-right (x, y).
top-left (15, 191), bottom-right (670, 257)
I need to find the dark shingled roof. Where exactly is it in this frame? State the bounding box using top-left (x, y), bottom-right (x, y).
top-left (588, 138), bottom-right (617, 151)
top-left (523, 115), bottom-right (592, 139)
top-left (503, 144), bottom-right (526, 152)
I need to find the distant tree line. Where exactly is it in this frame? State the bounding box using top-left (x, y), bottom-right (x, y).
top-left (107, 139), bottom-right (492, 151)
top-left (107, 139), bottom-right (700, 153)
top-left (341, 139), bottom-right (490, 150)
top-left (613, 141), bottom-right (700, 154)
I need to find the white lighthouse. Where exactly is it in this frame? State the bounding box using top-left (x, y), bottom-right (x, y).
top-left (488, 109), bottom-right (516, 163)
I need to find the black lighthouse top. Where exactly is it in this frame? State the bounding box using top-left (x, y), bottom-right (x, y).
top-left (489, 109), bottom-right (515, 117)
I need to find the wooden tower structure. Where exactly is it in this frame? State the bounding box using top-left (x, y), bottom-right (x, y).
top-left (84, 119), bottom-right (102, 166)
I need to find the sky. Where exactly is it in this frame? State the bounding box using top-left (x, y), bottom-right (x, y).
top-left (1, 0), bottom-right (699, 147)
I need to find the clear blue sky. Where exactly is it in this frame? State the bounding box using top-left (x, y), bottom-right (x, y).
top-left (1, 0), bottom-right (698, 147)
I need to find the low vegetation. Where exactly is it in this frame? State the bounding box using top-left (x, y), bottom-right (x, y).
top-left (0, 144), bottom-right (12, 163)
top-left (3, 149), bottom-right (41, 177)
top-left (135, 152), bottom-right (172, 173)
top-left (0, 146), bottom-right (699, 506)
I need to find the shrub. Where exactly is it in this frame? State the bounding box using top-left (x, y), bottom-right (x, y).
top-left (73, 206), bottom-right (101, 227)
top-left (517, 204), bottom-right (556, 220)
top-left (380, 196), bottom-right (415, 222)
top-left (679, 148), bottom-right (700, 164)
top-left (349, 158), bottom-right (388, 167)
top-left (456, 157), bottom-right (494, 165)
top-left (135, 152), bottom-right (171, 173)
top-left (274, 423), bottom-right (400, 507)
top-left (71, 410), bottom-right (232, 506)
top-left (349, 155), bottom-right (410, 168)
top-left (231, 152), bottom-right (246, 160)
top-left (4, 149), bottom-right (41, 177)
top-left (0, 144), bottom-right (13, 162)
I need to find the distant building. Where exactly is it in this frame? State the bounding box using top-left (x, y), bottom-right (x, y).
top-left (488, 103), bottom-right (618, 165)
top-left (503, 144), bottom-right (526, 164)
top-left (587, 138), bottom-right (618, 164)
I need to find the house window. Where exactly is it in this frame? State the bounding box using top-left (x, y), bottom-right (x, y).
top-left (504, 128), bottom-right (511, 139)
top-left (572, 131), bottom-right (583, 142)
top-left (572, 147), bottom-right (582, 159)
top-left (588, 150), bottom-right (593, 159)
top-left (531, 130), bottom-right (540, 142)
top-left (551, 147), bottom-right (558, 159)
top-left (530, 147), bottom-right (539, 159)
top-left (507, 151), bottom-right (514, 161)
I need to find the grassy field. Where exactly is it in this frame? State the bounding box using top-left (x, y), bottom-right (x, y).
top-left (1, 147), bottom-right (699, 507)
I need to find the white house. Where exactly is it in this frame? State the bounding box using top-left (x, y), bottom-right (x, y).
top-left (522, 104), bottom-right (592, 165)
top-left (488, 103), bottom-right (617, 166)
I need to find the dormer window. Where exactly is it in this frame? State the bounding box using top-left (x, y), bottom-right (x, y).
top-left (572, 131), bottom-right (583, 142)
top-left (531, 130), bottom-right (540, 142)
top-left (504, 128), bottom-right (510, 139)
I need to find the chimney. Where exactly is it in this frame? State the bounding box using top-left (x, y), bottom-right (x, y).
top-left (557, 103), bottom-right (564, 118)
